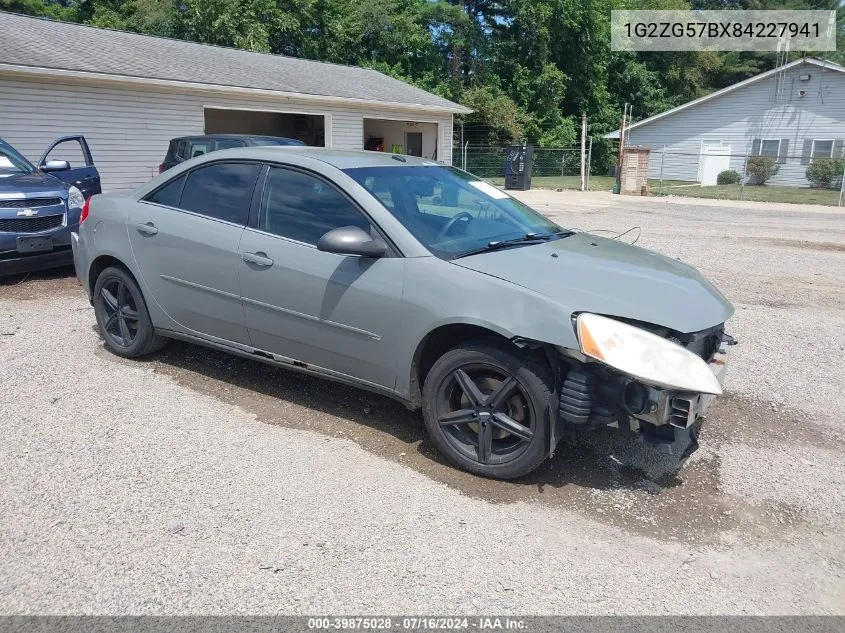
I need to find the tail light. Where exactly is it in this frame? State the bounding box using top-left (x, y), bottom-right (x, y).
top-left (158, 163), bottom-right (165, 174)
top-left (79, 197), bottom-right (91, 225)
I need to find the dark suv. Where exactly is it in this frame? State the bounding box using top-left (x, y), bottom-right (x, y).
top-left (159, 134), bottom-right (305, 173)
top-left (1, 135), bottom-right (101, 276)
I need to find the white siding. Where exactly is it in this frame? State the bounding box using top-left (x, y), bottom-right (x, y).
top-left (626, 65), bottom-right (845, 186)
top-left (0, 73), bottom-right (454, 192)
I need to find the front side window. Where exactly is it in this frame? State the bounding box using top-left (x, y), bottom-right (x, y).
top-left (344, 165), bottom-right (563, 259)
top-left (178, 162), bottom-right (259, 225)
top-left (258, 167), bottom-right (370, 244)
top-left (812, 140), bottom-right (834, 159)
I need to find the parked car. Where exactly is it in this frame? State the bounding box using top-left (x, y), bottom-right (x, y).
top-left (159, 134), bottom-right (306, 173)
top-left (72, 148), bottom-right (733, 479)
top-left (1, 135), bottom-right (101, 276)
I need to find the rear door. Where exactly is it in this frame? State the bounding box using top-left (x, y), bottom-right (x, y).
top-left (38, 135), bottom-right (101, 197)
top-left (128, 161), bottom-right (261, 344)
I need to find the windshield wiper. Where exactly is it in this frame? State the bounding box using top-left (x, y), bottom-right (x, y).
top-left (453, 231), bottom-right (573, 259)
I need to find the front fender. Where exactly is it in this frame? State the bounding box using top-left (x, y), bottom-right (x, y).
top-left (395, 257), bottom-right (579, 399)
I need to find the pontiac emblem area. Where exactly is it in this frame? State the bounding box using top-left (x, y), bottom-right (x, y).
top-left (16, 208), bottom-right (38, 217)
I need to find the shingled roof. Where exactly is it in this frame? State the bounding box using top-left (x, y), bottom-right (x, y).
top-left (0, 11), bottom-right (470, 113)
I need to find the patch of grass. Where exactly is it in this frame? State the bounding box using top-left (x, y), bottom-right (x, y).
top-left (485, 174), bottom-right (843, 206)
top-left (659, 183), bottom-right (842, 206)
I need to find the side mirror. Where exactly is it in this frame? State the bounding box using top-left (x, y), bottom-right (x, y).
top-left (42, 159), bottom-right (71, 172)
top-left (317, 226), bottom-right (387, 258)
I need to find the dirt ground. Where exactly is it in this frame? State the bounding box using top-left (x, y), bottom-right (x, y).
top-left (1, 191), bottom-right (844, 614)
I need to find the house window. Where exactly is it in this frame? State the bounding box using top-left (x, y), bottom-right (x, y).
top-left (760, 139), bottom-right (780, 158)
top-left (811, 140), bottom-right (834, 159)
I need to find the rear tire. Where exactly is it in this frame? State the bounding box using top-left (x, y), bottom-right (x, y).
top-left (93, 266), bottom-right (167, 358)
top-left (422, 339), bottom-right (554, 479)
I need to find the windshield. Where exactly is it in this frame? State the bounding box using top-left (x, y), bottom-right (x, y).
top-left (0, 140), bottom-right (35, 176)
top-left (344, 165), bottom-right (564, 258)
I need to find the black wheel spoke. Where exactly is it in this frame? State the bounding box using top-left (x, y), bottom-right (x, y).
top-left (104, 313), bottom-right (118, 332)
top-left (116, 281), bottom-right (127, 306)
top-left (454, 369), bottom-right (485, 407)
top-left (477, 421), bottom-right (493, 464)
top-left (491, 412), bottom-right (533, 441)
top-left (485, 376), bottom-right (517, 410)
top-left (101, 287), bottom-right (118, 311)
top-left (439, 408), bottom-right (477, 426)
top-left (118, 316), bottom-right (132, 345)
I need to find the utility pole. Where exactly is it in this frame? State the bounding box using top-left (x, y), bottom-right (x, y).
top-left (580, 113), bottom-right (587, 191)
top-left (615, 103), bottom-right (628, 194)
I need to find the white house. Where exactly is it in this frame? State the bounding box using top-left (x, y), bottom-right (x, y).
top-left (606, 58), bottom-right (845, 187)
top-left (0, 12), bottom-right (470, 191)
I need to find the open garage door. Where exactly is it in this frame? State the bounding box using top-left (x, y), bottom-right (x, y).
top-left (363, 118), bottom-right (438, 160)
top-left (204, 107), bottom-right (325, 146)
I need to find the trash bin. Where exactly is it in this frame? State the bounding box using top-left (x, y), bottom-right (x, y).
top-left (504, 145), bottom-right (534, 190)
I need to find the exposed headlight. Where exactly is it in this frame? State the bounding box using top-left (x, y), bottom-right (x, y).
top-left (67, 186), bottom-right (84, 210)
top-left (575, 313), bottom-right (722, 395)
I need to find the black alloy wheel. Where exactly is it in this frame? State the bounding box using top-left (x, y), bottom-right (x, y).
top-left (93, 266), bottom-right (168, 358)
top-left (437, 365), bottom-right (535, 466)
top-left (99, 276), bottom-right (139, 349)
top-left (422, 340), bottom-right (553, 479)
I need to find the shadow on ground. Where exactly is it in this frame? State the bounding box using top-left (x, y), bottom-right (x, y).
top-left (110, 339), bottom-right (807, 543)
top-left (1, 266), bottom-right (77, 300)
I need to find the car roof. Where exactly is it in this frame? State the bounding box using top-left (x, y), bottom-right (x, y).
top-left (216, 146), bottom-right (445, 169)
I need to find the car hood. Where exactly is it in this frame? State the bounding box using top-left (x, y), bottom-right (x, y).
top-left (452, 233), bottom-right (733, 334)
top-left (0, 171), bottom-right (67, 199)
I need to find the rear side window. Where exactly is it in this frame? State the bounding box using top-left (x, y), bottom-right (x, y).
top-left (189, 141), bottom-right (212, 158)
top-left (175, 140), bottom-right (189, 160)
top-left (215, 139), bottom-right (247, 150)
top-left (146, 174), bottom-right (186, 207)
top-left (179, 162), bottom-right (259, 225)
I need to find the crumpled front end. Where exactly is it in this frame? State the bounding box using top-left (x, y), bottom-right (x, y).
top-left (554, 321), bottom-right (735, 459)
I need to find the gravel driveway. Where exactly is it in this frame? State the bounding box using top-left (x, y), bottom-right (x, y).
top-left (1, 192), bottom-right (843, 614)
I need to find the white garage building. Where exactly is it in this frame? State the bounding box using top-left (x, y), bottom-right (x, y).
top-left (0, 12), bottom-right (469, 191)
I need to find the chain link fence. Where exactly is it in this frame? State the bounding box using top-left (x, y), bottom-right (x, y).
top-left (454, 142), bottom-right (845, 207)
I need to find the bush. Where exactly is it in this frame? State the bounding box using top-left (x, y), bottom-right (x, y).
top-left (806, 158), bottom-right (845, 189)
top-left (745, 156), bottom-right (779, 185)
top-left (716, 169), bottom-right (740, 185)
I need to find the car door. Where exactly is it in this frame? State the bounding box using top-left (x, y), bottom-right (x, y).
top-left (129, 161), bottom-right (261, 345)
top-left (238, 164), bottom-right (404, 389)
top-left (37, 135), bottom-right (101, 198)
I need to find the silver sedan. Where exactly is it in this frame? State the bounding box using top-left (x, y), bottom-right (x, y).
top-left (72, 147), bottom-right (733, 479)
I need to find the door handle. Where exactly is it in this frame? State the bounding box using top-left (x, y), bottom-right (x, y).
top-left (242, 251), bottom-right (274, 267)
top-left (136, 222), bottom-right (159, 236)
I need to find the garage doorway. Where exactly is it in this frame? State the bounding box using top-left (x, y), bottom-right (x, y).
top-left (363, 118), bottom-right (438, 160)
top-left (204, 107), bottom-right (326, 146)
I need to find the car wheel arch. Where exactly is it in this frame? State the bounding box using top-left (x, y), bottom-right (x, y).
top-left (88, 254), bottom-right (137, 298)
top-left (408, 321), bottom-right (548, 409)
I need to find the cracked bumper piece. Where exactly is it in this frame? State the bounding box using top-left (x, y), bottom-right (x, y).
top-left (558, 350), bottom-right (728, 457)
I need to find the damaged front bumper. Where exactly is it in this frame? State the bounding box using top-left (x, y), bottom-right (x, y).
top-left (554, 340), bottom-right (731, 459)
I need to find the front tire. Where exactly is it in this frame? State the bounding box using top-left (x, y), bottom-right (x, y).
top-left (422, 339), bottom-right (554, 479)
top-left (93, 266), bottom-right (167, 358)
